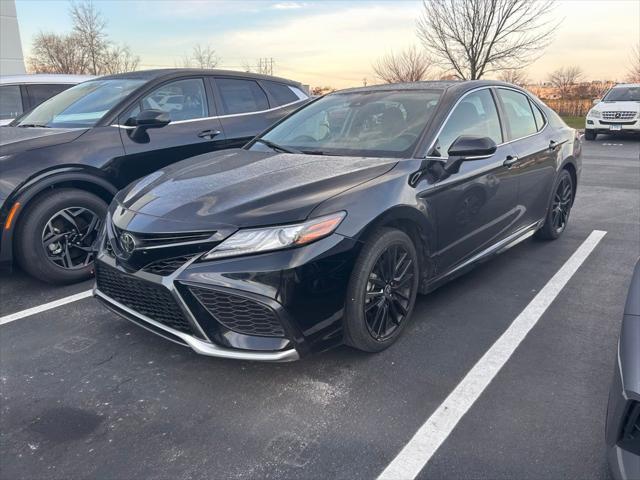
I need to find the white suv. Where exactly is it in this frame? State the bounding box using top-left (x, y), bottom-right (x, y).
top-left (585, 83), bottom-right (640, 140)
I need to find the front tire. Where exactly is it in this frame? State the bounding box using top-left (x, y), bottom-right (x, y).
top-left (535, 169), bottom-right (574, 241)
top-left (344, 228), bottom-right (419, 352)
top-left (584, 129), bottom-right (597, 141)
top-left (15, 189), bottom-right (107, 284)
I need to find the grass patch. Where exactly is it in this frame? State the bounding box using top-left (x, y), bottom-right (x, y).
top-left (560, 116), bottom-right (585, 129)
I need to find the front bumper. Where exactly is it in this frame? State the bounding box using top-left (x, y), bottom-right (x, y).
top-left (586, 118), bottom-right (640, 133)
top-left (94, 231), bottom-right (360, 361)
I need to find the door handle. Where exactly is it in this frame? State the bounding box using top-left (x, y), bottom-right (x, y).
top-left (503, 155), bottom-right (519, 167)
top-left (198, 129), bottom-right (221, 139)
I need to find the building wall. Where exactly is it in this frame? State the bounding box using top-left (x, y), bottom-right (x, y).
top-left (1, 0), bottom-right (26, 75)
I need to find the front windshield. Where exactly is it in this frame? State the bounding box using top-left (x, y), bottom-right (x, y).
top-left (603, 86), bottom-right (640, 102)
top-left (253, 90), bottom-right (442, 158)
top-left (15, 78), bottom-right (145, 128)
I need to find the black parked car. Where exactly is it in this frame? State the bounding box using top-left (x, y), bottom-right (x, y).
top-left (0, 69), bottom-right (308, 283)
top-left (94, 80), bottom-right (581, 361)
top-left (606, 259), bottom-right (640, 480)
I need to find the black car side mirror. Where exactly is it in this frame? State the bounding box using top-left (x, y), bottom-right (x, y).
top-left (444, 136), bottom-right (497, 174)
top-left (128, 109), bottom-right (171, 140)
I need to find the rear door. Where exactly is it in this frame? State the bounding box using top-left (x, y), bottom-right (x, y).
top-left (495, 88), bottom-right (557, 229)
top-left (117, 77), bottom-right (227, 185)
top-left (210, 77), bottom-right (302, 147)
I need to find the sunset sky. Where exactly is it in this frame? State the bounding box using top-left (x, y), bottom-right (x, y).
top-left (15, 0), bottom-right (640, 88)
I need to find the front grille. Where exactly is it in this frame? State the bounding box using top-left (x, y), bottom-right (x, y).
top-left (602, 111), bottom-right (636, 120)
top-left (142, 255), bottom-right (195, 276)
top-left (96, 262), bottom-right (194, 334)
top-left (189, 286), bottom-right (285, 337)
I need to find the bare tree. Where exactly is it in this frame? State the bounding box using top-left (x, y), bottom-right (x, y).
top-left (28, 32), bottom-right (88, 74)
top-left (373, 46), bottom-right (432, 83)
top-left (183, 44), bottom-right (220, 69)
top-left (70, 0), bottom-right (107, 75)
top-left (101, 44), bottom-right (140, 74)
top-left (547, 66), bottom-right (583, 99)
top-left (628, 44), bottom-right (640, 83)
top-left (498, 68), bottom-right (529, 87)
top-left (417, 0), bottom-right (558, 80)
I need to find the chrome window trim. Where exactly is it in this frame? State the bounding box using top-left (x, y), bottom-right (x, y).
top-left (111, 98), bottom-right (307, 129)
top-left (421, 85), bottom-right (549, 159)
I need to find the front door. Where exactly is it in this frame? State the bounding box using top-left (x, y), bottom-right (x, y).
top-left (117, 77), bottom-right (227, 186)
top-left (420, 88), bottom-right (520, 274)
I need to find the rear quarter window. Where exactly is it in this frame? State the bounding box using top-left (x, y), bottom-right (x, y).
top-left (261, 80), bottom-right (300, 106)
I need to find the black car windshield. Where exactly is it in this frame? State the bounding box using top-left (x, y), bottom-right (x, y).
top-left (15, 78), bottom-right (145, 128)
top-left (253, 90), bottom-right (442, 158)
top-left (603, 86), bottom-right (640, 102)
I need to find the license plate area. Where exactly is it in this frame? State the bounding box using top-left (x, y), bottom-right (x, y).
top-left (610, 125), bottom-right (622, 131)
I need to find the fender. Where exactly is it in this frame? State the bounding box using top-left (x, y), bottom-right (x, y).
top-left (0, 168), bottom-right (118, 267)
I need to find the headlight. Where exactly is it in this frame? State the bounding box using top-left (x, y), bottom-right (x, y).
top-left (202, 211), bottom-right (346, 260)
top-left (588, 109), bottom-right (601, 118)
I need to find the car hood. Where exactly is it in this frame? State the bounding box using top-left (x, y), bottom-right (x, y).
top-left (116, 149), bottom-right (398, 230)
top-left (596, 101), bottom-right (640, 113)
top-left (0, 126), bottom-right (87, 155)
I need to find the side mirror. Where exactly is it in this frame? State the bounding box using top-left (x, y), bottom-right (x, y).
top-left (592, 98), bottom-right (601, 105)
top-left (128, 109), bottom-right (170, 140)
top-left (444, 136), bottom-right (497, 175)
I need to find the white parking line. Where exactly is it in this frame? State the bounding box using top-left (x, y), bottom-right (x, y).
top-left (0, 290), bottom-right (93, 326)
top-left (377, 229), bottom-right (607, 480)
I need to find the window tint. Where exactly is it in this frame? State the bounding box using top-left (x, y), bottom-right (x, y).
top-left (140, 78), bottom-right (208, 121)
top-left (0, 85), bottom-right (23, 120)
top-left (497, 89), bottom-right (537, 139)
top-left (435, 89), bottom-right (502, 157)
top-left (261, 80), bottom-right (299, 106)
top-left (530, 100), bottom-right (545, 131)
top-left (217, 78), bottom-right (269, 114)
top-left (25, 84), bottom-right (69, 108)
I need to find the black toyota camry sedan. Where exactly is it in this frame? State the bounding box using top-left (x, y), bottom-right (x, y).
top-left (0, 69), bottom-right (308, 283)
top-left (94, 80), bottom-right (581, 361)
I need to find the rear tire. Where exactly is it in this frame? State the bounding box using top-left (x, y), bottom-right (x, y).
top-left (535, 169), bottom-right (574, 241)
top-left (584, 129), bottom-right (597, 141)
top-left (344, 228), bottom-right (419, 352)
top-left (15, 189), bottom-right (107, 284)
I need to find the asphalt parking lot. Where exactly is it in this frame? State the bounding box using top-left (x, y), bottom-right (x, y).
top-left (1, 134), bottom-right (639, 480)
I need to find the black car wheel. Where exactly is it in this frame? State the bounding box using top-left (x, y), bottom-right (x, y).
top-left (584, 129), bottom-right (597, 141)
top-left (344, 228), bottom-right (419, 352)
top-left (15, 189), bottom-right (107, 284)
top-left (536, 169), bottom-right (574, 240)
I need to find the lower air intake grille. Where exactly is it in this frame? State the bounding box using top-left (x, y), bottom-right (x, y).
top-left (96, 263), bottom-right (194, 334)
top-left (189, 286), bottom-right (285, 337)
top-left (143, 255), bottom-right (195, 276)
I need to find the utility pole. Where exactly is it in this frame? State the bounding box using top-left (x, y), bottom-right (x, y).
top-left (257, 57), bottom-right (274, 75)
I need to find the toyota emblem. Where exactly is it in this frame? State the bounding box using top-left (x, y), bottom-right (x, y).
top-left (119, 232), bottom-right (136, 255)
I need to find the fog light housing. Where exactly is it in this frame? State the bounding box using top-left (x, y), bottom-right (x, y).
top-left (586, 120), bottom-right (594, 125)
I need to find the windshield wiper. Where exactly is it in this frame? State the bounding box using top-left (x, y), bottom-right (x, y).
top-left (254, 138), bottom-right (302, 154)
top-left (17, 123), bottom-right (50, 128)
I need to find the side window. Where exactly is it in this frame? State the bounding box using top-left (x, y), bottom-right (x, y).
top-left (0, 85), bottom-right (23, 120)
top-left (261, 80), bottom-right (299, 106)
top-left (139, 78), bottom-right (208, 121)
top-left (497, 89), bottom-right (538, 139)
top-left (25, 84), bottom-right (69, 108)
top-left (435, 89), bottom-right (502, 157)
top-left (530, 100), bottom-right (546, 131)
top-left (216, 78), bottom-right (269, 114)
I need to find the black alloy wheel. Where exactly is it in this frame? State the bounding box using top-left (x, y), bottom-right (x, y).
top-left (535, 169), bottom-right (574, 240)
top-left (15, 188), bottom-right (108, 284)
top-left (364, 244), bottom-right (415, 341)
top-left (344, 228), bottom-right (420, 352)
top-left (42, 207), bottom-right (101, 269)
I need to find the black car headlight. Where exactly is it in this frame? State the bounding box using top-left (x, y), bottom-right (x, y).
top-left (202, 211), bottom-right (346, 260)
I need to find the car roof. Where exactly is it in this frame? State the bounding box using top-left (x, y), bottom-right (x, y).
top-left (97, 68), bottom-right (304, 87)
top-left (611, 83), bottom-right (640, 88)
top-left (0, 74), bottom-right (95, 85)
top-left (331, 79), bottom-right (519, 96)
